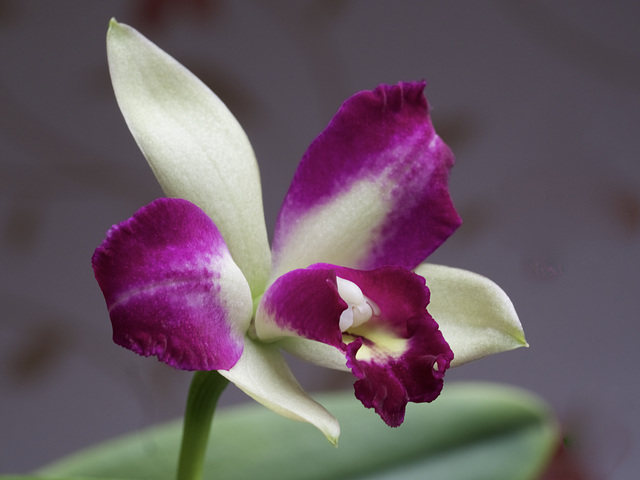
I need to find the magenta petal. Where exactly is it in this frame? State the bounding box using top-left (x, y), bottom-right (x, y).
top-left (272, 81), bottom-right (461, 272)
top-left (92, 198), bottom-right (252, 371)
top-left (255, 263), bottom-right (453, 427)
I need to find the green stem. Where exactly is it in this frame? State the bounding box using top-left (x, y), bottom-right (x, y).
top-left (176, 370), bottom-right (229, 480)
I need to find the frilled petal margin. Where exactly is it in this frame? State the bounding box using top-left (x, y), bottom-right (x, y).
top-left (92, 198), bottom-right (253, 371)
top-left (271, 82), bottom-right (461, 279)
top-left (255, 264), bottom-right (452, 427)
top-left (415, 263), bottom-right (527, 367)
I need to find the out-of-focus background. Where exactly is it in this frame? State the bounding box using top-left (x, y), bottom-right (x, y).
top-left (1, 1), bottom-right (638, 478)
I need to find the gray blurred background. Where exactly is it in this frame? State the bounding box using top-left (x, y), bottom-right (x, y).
top-left (1, 1), bottom-right (639, 478)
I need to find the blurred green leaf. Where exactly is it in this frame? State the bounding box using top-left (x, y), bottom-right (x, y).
top-left (28, 382), bottom-right (557, 480)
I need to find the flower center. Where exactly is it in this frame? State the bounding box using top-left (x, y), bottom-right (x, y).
top-left (336, 277), bottom-right (380, 332)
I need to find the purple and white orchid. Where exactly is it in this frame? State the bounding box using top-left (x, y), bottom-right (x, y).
top-left (93, 20), bottom-right (527, 444)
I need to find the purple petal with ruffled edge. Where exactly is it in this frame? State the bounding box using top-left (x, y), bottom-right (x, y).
top-left (92, 198), bottom-right (253, 371)
top-left (254, 263), bottom-right (453, 427)
top-left (271, 82), bottom-right (461, 277)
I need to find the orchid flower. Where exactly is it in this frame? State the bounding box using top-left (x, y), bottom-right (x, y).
top-left (93, 20), bottom-right (527, 445)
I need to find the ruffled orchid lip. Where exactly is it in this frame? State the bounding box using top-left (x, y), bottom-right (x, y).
top-left (255, 263), bottom-right (453, 427)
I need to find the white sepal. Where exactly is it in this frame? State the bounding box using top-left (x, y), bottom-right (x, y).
top-left (106, 19), bottom-right (270, 295)
top-left (219, 337), bottom-right (341, 445)
top-left (415, 263), bottom-right (528, 367)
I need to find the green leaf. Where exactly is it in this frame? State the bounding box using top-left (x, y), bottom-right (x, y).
top-left (28, 382), bottom-right (557, 480)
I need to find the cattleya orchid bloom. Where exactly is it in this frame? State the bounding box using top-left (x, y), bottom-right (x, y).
top-left (93, 20), bottom-right (527, 444)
